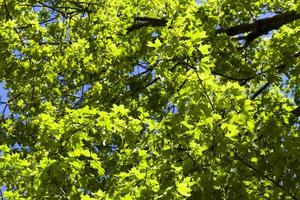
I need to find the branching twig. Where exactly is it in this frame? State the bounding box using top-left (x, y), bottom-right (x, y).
top-left (211, 70), bottom-right (256, 82)
top-left (292, 106), bottom-right (300, 117)
top-left (195, 72), bottom-right (214, 110)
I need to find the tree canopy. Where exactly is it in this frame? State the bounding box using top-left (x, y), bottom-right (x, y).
top-left (0, 0), bottom-right (300, 199)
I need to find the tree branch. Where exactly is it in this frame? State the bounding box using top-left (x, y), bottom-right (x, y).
top-left (250, 82), bottom-right (271, 100)
top-left (292, 106), bottom-right (300, 117)
top-left (216, 11), bottom-right (300, 43)
top-left (127, 17), bottom-right (167, 33)
top-left (211, 70), bottom-right (256, 82)
top-left (128, 11), bottom-right (300, 42)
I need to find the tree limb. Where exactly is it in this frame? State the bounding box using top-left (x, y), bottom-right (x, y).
top-left (128, 11), bottom-right (300, 42)
top-left (216, 11), bottom-right (300, 43)
top-left (211, 70), bottom-right (256, 82)
top-left (127, 17), bottom-right (167, 33)
top-left (250, 82), bottom-right (271, 100)
top-left (292, 106), bottom-right (300, 117)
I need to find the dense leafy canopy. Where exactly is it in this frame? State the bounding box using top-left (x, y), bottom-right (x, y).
top-left (0, 0), bottom-right (300, 199)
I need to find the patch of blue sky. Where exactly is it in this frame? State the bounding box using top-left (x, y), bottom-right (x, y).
top-left (151, 32), bottom-right (158, 37)
top-left (281, 74), bottom-right (294, 98)
top-left (11, 49), bottom-right (23, 59)
top-left (195, 0), bottom-right (203, 4)
top-left (72, 83), bottom-right (92, 108)
top-left (0, 82), bottom-right (10, 117)
top-left (130, 63), bottom-right (148, 76)
top-left (9, 143), bottom-right (30, 152)
top-left (164, 101), bottom-right (178, 114)
top-left (129, 59), bottom-right (157, 80)
top-left (1, 185), bottom-right (6, 197)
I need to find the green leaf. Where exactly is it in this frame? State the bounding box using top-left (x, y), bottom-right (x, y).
top-left (147, 38), bottom-right (162, 49)
top-left (198, 45), bottom-right (210, 55)
top-left (176, 179), bottom-right (192, 197)
top-left (90, 160), bottom-right (105, 175)
top-left (251, 157), bottom-right (258, 163)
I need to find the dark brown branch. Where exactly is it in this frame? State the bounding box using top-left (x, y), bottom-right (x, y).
top-left (292, 106), bottom-right (300, 117)
top-left (3, 0), bottom-right (11, 21)
top-left (211, 70), bottom-right (255, 82)
top-left (216, 11), bottom-right (300, 37)
top-left (127, 17), bottom-right (167, 33)
top-left (250, 82), bottom-right (271, 100)
top-left (145, 77), bottom-right (160, 88)
top-left (128, 11), bottom-right (300, 45)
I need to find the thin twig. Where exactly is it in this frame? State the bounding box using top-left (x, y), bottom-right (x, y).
top-left (195, 72), bottom-right (214, 110)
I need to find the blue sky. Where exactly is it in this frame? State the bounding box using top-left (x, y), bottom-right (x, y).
top-left (0, 82), bottom-right (8, 117)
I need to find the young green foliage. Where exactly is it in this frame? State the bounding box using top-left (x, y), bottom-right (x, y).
top-left (0, 0), bottom-right (300, 199)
